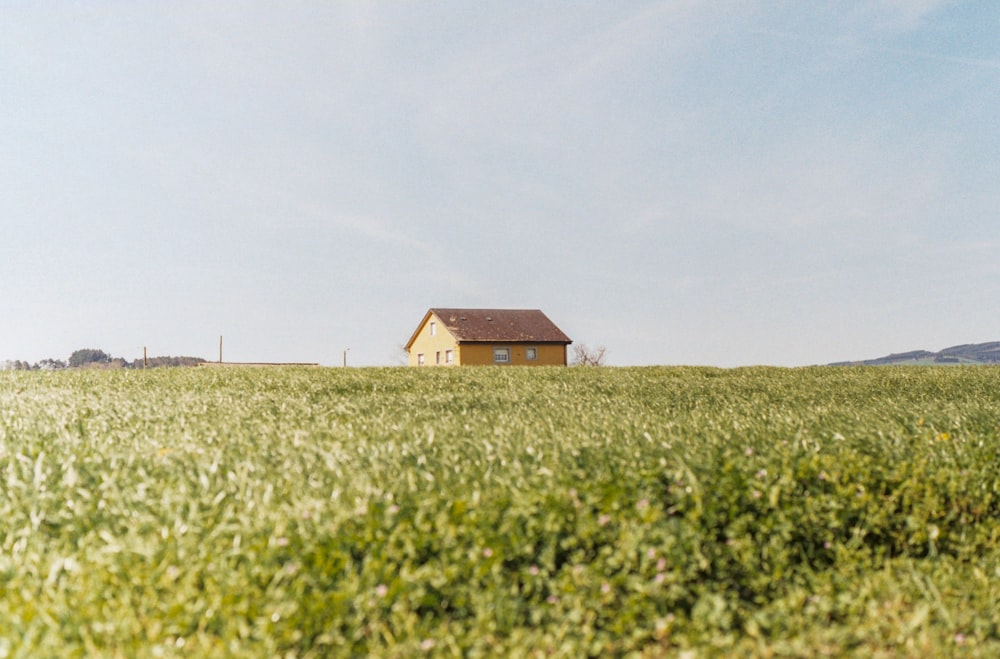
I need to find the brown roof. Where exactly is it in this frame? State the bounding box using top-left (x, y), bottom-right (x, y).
top-left (429, 308), bottom-right (572, 344)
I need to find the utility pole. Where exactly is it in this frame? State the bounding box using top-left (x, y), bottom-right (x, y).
top-left (219, 336), bottom-right (223, 363)
top-left (143, 346), bottom-right (147, 369)
top-left (343, 348), bottom-right (350, 368)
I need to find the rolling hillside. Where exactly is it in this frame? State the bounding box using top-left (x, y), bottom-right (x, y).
top-left (831, 341), bottom-right (1000, 366)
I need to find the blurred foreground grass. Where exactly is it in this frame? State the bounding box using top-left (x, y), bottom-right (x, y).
top-left (1, 365), bottom-right (998, 656)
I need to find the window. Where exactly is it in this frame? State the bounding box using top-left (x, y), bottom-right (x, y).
top-left (525, 347), bottom-right (538, 361)
top-left (446, 350), bottom-right (454, 364)
top-left (493, 347), bottom-right (510, 364)
top-left (429, 321), bottom-right (436, 336)
top-left (436, 351), bottom-right (441, 365)
top-left (417, 353), bottom-right (425, 366)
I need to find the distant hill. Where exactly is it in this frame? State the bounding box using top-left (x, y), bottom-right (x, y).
top-left (831, 341), bottom-right (1000, 366)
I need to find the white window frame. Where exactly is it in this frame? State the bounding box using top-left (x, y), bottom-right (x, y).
top-left (417, 353), bottom-right (425, 366)
top-left (493, 347), bottom-right (511, 364)
top-left (429, 321), bottom-right (436, 336)
top-left (436, 351), bottom-right (441, 365)
top-left (525, 346), bottom-right (538, 361)
top-left (446, 349), bottom-right (454, 364)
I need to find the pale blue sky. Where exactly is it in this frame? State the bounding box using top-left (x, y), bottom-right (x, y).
top-left (2, 1), bottom-right (998, 366)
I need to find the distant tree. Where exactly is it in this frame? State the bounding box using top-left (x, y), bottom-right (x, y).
top-left (572, 343), bottom-right (607, 366)
top-left (68, 349), bottom-right (112, 368)
top-left (37, 359), bottom-right (66, 371)
top-left (129, 355), bottom-right (206, 369)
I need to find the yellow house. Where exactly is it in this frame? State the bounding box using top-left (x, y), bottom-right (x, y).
top-left (405, 308), bottom-right (572, 366)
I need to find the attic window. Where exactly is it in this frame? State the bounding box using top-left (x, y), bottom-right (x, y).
top-left (429, 321), bottom-right (436, 336)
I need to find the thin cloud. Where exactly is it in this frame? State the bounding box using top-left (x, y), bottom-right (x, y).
top-left (876, 46), bottom-right (1000, 70)
top-left (556, 0), bottom-right (758, 89)
top-left (299, 206), bottom-right (432, 253)
top-left (755, 27), bottom-right (1000, 71)
top-left (856, 0), bottom-right (953, 30)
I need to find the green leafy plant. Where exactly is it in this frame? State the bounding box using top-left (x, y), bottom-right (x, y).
top-left (0, 366), bottom-right (998, 655)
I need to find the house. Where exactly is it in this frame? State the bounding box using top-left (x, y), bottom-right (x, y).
top-left (405, 308), bottom-right (572, 366)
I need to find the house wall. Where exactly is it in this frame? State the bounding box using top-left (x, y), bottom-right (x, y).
top-left (407, 314), bottom-right (459, 366)
top-left (457, 343), bottom-right (567, 366)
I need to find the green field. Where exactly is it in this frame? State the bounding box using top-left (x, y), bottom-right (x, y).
top-left (1, 366), bottom-right (999, 656)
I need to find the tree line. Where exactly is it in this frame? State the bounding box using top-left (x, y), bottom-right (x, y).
top-left (2, 349), bottom-right (206, 371)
